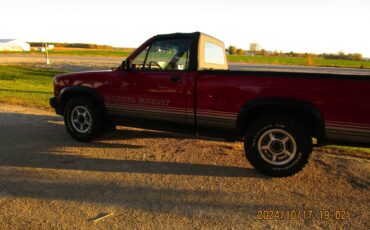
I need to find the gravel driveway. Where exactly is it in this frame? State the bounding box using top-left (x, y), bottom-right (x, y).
top-left (0, 104), bottom-right (369, 229)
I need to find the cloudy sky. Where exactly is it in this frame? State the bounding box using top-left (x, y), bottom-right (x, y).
top-left (1, 0), bottom-right (370, 56)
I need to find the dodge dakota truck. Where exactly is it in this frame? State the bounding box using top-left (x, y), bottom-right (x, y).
top-left (50, 32), bottom-right (370, 177)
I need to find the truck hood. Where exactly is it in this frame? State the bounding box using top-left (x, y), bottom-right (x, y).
top-left (54, 70), bottom-right (113, 81)
top-left (53, 70), bottom-right (113, 89)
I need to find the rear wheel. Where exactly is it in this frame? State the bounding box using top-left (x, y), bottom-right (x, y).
top-left (64, 96), bottom-right (102, 141)
top-left (244, 114), bottom-right (312, 177)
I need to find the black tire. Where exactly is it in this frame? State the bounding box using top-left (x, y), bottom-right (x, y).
top-left (102, 119), bottom-right (117, 133)
top-left (64, 96), bottom-right (102, 141)
top-left (244, 114), bottom-right (312, 177)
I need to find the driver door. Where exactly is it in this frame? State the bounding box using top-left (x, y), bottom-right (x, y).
top-left (111, 38), bottom-right (191, 124)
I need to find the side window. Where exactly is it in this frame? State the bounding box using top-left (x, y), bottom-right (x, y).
top-left (142, 39), bottom-right (190, 71)
top-left (204, 42), bottom-right (225, 65)
top-left (131, 46), bottom-right (149, 70)
top-left (177, 50), bottom-right (189, 70)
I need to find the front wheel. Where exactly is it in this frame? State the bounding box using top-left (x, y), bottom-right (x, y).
top-left (64, 96), bottom-right (102, 141)
top-left (244, 115), bottom-right (312, 177)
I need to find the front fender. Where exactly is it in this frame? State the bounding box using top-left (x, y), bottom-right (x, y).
top-left (56, 86), bottom-right (106, 115)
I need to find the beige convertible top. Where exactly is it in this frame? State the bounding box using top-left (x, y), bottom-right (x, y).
top-left (198, 33), bottom-right (228, 70)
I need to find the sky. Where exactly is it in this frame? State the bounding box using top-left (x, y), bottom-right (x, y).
top-left (1, 0), bottom-right (370, 57)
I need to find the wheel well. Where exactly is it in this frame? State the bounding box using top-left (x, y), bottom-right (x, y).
top-left (237, 104), bottom-right (325, 143)
top-left (59, 91), bottom-right (107, 117)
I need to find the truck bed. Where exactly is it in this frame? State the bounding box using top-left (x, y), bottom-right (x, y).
top-left (228, 62), bottom-right (370, 76)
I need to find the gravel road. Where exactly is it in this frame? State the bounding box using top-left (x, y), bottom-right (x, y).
top-left (0, 104), bottom-right (369, 229)
top-left (0, 54), bottom-right (122, 71)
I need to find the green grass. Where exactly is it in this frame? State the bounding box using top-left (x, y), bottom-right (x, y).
top-left (0, 66), bottom-right (64, 108)
top-left (227, 55), bottom-right (370, 69)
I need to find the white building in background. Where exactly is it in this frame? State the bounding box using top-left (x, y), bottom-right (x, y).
top-left (0, 39), bottom-right (30, 51)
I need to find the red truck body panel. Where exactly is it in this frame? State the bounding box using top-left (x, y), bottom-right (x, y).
top-left (54, 68), bottom-right (370, 143)
top-left (195, 71), bottom-right (370, 142)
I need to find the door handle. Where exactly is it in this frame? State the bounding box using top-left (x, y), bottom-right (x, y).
top-left (170, 76), bottom-right (181, 83)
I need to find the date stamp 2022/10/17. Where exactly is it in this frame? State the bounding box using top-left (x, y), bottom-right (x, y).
top-left (257, 210), bottom-right (348, 220)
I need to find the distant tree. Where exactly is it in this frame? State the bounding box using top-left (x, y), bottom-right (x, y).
top-left (260, 49), bottom-right (267, 56)
top-left (228, 45), bottom-right (237, 55)
top-left (236, 48), bottom-right (244, 55)
top-left (249, 43), bottom-right (261, 53)
top-left (338, 51), bottom-right (346, 59)
top-left (273, 50), bottom-right (280, 56)
top-left (352, 53), bottom-right (363, 61)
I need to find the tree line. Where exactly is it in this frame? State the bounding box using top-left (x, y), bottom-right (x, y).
top-left (227, 43), bottom-right (363, 61)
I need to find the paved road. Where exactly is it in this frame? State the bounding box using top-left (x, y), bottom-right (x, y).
top-left (0, 104), bottom-right (369, 229)
top-left (1, 54), bottom-right (370, 75)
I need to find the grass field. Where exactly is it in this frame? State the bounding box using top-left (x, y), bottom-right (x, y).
top-left (0, 66), bottom-right (64, 108)
top-left (2, 48), bottom-right (370, 68)
top-left (227, 55), bottom-right (370, 69)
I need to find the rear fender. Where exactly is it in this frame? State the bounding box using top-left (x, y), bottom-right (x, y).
top-left (236, 97), bottom-right (325, 144)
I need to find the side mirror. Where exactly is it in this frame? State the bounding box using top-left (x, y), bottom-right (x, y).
top-left (122, 60), bottom-right (132, 71)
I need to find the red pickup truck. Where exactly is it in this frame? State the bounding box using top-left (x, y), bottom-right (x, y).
top-left (50, 32), bottom-right (370, 177)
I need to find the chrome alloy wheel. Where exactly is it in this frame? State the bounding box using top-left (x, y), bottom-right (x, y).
top-left (70, 106), bottom-right (92, 133)
top-left (257, 129), bottom-right (297, 166)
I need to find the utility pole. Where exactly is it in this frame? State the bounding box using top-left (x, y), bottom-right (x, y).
top-left (44, 42), bottom-right (50, 65)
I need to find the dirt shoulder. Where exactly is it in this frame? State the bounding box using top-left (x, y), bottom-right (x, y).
top-left (0, 103), bottom-right (369, 229)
